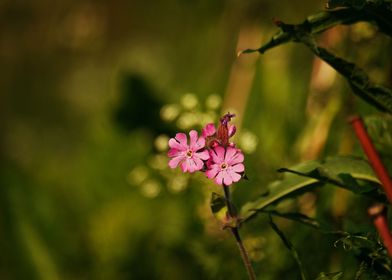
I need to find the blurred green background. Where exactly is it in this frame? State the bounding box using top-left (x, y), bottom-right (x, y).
top-left (1, 0), bottom-right (391, 279)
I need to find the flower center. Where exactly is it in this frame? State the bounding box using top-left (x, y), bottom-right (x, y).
top-left (220, 163), bottom-right (228, 170)
top-left (186, 150), bottom-right (193, 158)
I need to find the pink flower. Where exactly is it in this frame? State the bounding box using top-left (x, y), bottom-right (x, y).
top-left (202, 122), bottom-right (236, 148)
top-left (206, 146), bottom-right (245, 185)
top-left (202, 123), bottom-right (236, 138)
top-left (202, 123), bottom-right (216, 138)
top-left (168, 130), bottom-right (209, 173)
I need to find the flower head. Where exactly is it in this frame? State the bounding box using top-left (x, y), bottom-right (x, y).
top-left (202, 123), bottom-right (216, 138)
top-left (168, 130), bottom-right (209, 173)
top-left (205, 146), bottom-right (245, 185)
top-left (202, 114), bottom-right (236, 149)
top-left (167, 112), bottom-right (245, 186)
top-left (217, 113), bottom-right (236, 146)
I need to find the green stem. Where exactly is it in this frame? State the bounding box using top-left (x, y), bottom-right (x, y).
top-left (223, 185), bottom-right (257, 280)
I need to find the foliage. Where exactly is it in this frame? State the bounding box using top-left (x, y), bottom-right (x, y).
top-left (1, 0), bottom-right (392, 279)
top-left (241, 156), bottom-right (383, 223)
top-left (235, 0), bottom-right (392, 279)
top-left (242, 0), bottom-right (392, 113)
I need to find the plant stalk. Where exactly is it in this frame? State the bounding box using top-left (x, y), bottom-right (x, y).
top-left (368, 204), bottom-right (392, 258)
top-left (223, 185), bottom-right (257, 280)
top-left (349, 116), bottom-right (392, 204)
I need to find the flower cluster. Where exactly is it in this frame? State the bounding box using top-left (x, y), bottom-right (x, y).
top-left (168, 113), bottom-right (245, 186)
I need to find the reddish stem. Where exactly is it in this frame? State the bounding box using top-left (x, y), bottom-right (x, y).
top-left (349, 116), bottom-right (392, 205)
top-left (223, 185), bottom-right (256, 280)
top-left (368, 204), bottom-right (392, 257)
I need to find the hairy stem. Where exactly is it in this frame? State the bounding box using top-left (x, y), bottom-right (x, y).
top-left (223, 185), bottom-right (257, 280)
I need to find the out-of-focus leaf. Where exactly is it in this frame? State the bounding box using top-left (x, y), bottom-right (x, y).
top-left (242, 0), bottom-right (392, 56)
top-left (241, 9), bottom-right (367, 55)
top-left (260, 210), bottom-right (348, 235)
top-left (365, 114), bottom-right (392, 157)
top-left (269, 216), bottom-right (308, 280)
top-left (334, 233), bottom-right (392, 277)
top-left (354, 261), bottom-right (367, 280)
top-left (242, 2), bottom-right (392, 113)
top-left (244, 26), bottom-right (392, 113)
top-left (210, 192), bottom-right (238, 228)
top-left (314, 271), bottom-right (343, 280)
top-left (325, 0), bottom-right (392, 35)
top-left (210, 192), bottom-right (227, 223)
top-left (364, 114), bottom-right (392, 175)
top-left (240, 156), bottom-right (381, 223)
top-left (326, 0), bottom-right (366, 9)
top-left (312, 46), bottom-right (392, 113)
top-left (264, 210), bottom-right (321, 229)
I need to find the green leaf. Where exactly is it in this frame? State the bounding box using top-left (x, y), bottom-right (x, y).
top-left (314, 271), bottom-right (343, 280)
top-left (240, 156), bottom-right (381, 223)
top-left (269, 216), bottom-right (308, 280)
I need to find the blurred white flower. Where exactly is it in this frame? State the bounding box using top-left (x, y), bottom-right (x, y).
top-left (127, 166), bottom-right (149, 185)
top-left (168, 176), bottom-right (188, 193)
top-left (154, 134), bottom-right (169, 152)
top-left (181, 93), bottom-right (198, 110)
top-left (160, 104), bottom-right (181, 122)
top-left (177, 112), bottom-right (198, 129)
top-left (140, 179), bottom-right (161, 198)
top-left (199, 111), bottom-right (216, 126)
top-left (148, 154), bottom-right (167, 170)
top-left (205, 94), bottom-right (221, 110)
top-left (238, 130), bottom-right (258, 153)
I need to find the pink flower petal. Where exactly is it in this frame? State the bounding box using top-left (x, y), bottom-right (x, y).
top-left (224, 146), bottom-right (237, 162)
top-left (180, 160), bottom-right (189, 172)
top-left (228, 125), bottom-right (236, 137)
top-left (231, 163), bottom-right (244, 173)
top-left (202, 123), bottom-right (216, 138)
top-left (195, 136), bottom-right (206, 151)
top-left (189, 130), bottom-right (198, 149)
top-left (205, 158), bottom-right (214, 169)
top-left (195, 150), bottom-right (209, 161)
top-left (193, 157), bottom-right (204, 171)
top-left (215, 171), bottom-right (224, 185)
top-left (168, 148), bottom-right (181, 157)
top-left (206, 164), bottom-right (219, 179)
top-left (210, 146), bottom-right (225, 163)
top-left (188, 130), bottom-right (205, 151)
top-left (180, 158), bottom-right (200, 173)
top-left (186, 158), bottom-right (196, 173)
top-left (227, 150), bottom-right (244, 165)
top-left (188, 157), bottom-right (203, 173)
top-left (169, 156), bottom-right (184, 169)
top-left (229, 171), bottom-right (242, 183)
top-left (168, 134), bottom-right (189, 151)
top-left (168, 138), bottom-right (181, 150)
top-left (222, 171), bottom-right (233, 185)
top-left (175, 133), bottom-right (188, 147)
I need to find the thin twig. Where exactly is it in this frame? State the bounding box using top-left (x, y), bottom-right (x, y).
top-left (223, 185), bottom-right (257, 280)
